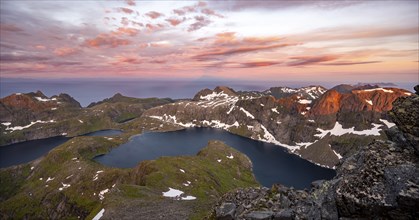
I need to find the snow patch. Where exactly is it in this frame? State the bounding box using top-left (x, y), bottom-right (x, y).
top-left (239, 107), bottom-right (255, 119)
top-left (298, 99), bottom-right (312, 104)
top-left (315, 122), bottom-right (382, 138)
top-left (46, 177), bottom-right (54, 183)
top-left (179, 169), bottom-right (185, 173)
top-left (35, 97), bottom-right (53, 102)
top-left (365, 99), bottom-right (373, 105)
top-left (332, 146), bottom-right (343, 160)
top-left (183, 181), bottom-right (191, 187)
top-left (217, 159), bottom-right (222, 163)
top-left (78, 120), bottom-right (84, 123)
top-left (355, 88), bottom-right (394, 93)
top-left (308, 120), bottom-right (315, 123)
top-left (4, 120), bottom-right (55, 132)
top-left (404, 92), bottom-right (412, 96)
top-left (51, 108), bottom-right (57, 110)
top-left (295, 142), bottom-right (314, 148)
top-left (1, 122), bottom-right (11, 126)
top-left (99, 189), bottom-right (109, 200)
top-left (200, 91), bottom-right (229, 101)
top-left (65, 174), bottom-right (73, 179)
top-left (31, 166), bottom-right (34, 170)
top-left (92, 208), bottom-right (105, 220)
top-left (226, 154), bottom-right (234, 159)
top-left (59, 183), bottom-right (71, 191)
top-left (162, 187), bottom-right (196, 200)
top-left (271, 108), bottom-right (279, 114)
top-left (181, 196), bottom-right (197, 200)
top-left (162, 187), bottom-right (183, 197)
top-left (379, 119), bottom-right (396, 128)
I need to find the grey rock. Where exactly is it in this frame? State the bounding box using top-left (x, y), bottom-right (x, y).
top-left (216, 202), bottom-right (236, 220)
top-left (244, 211), bottom-right (274, 220)
top-left (273, 209), bottom-right (294, 220)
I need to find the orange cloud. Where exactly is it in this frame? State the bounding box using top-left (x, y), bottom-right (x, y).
top-left (240, 61), bottom-right (281, 68)
top-left (322, 61), bottom-right (382, 66)
top-left (146, 11), bottom-right (164, 19)
top-left (83, 34), bottom-right (131, 48)
top-left (112, 27), bottom-right (139, 36)
top-left (34, 45), bottom-right (46, 50)
top-left (53, 47), bottom-right (80, 56)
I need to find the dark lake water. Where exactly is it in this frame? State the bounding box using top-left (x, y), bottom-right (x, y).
top-left (95, 128), bottom-right (336, 189)
top-left (0, 130), bottom-right (122, 168)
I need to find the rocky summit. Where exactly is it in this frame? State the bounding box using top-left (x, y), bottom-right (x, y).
top-left (213, 91), bottom-right (419, 219)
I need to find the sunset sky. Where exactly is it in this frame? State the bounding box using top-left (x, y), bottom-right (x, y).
top-left (0, 0), bottom-right (418, 83)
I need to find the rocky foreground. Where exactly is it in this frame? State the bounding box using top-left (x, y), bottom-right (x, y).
top-left (212, 88), bottom-right (419, 219)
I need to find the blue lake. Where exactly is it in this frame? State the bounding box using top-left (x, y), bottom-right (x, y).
top-left (0, 129), bottom-right (122, 168)
top-left (95, 128), bottom-right (336, 189)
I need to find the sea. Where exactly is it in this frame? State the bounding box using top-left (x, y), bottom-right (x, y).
top-left (1, 78), bottom-right (415, 107)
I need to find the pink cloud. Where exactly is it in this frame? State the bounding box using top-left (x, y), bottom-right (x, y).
top-left (119, 7), bottom-right (134, 14)
top-left (145, 23), bottom-right (165, 32)
top-left (125, 0), bottom-right (136, 6)
top-left (83, 34), bottom-right (131, 48)
top-left (201, 8), bottom-right (224, 18)
top-left (0, 23), bottom-right (23, 32)
top-left (287, 55), bottom-right (339, 66)
top-left (165, 17), bottom-right (185, 26)
top-left (121, 17), bottom-right (130, 26)
top-left (53, 47), bottom-right (80, 56)
top-left (146, 11), bottom-right (164, 19)
top-left (193, 43), bottom-right (297, 61)
top-left (188, 16), bottom-right (211, 32)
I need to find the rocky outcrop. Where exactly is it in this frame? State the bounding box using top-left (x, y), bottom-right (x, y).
top-left (389, 85), bottom-right (419, 155)
top-left (213, 91), bottom-right (419, 219)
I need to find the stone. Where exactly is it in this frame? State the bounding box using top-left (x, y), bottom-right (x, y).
top-left (273, 209), bottom-right (294, 220)
top-left (244, 211), bottom-right (274, 220)
top-left (215, 202), bottom-right (236, 220)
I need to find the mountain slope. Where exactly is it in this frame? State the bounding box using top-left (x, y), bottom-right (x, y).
top-left (143, 85), bottom-right (412, 168)
top-left (0, 92), bottom-right (173, 146)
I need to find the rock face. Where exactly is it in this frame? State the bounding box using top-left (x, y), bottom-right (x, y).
top-left (213, 92), bottom-right (419, 219)
top-left (143, 85), bottom-right (411, 168)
